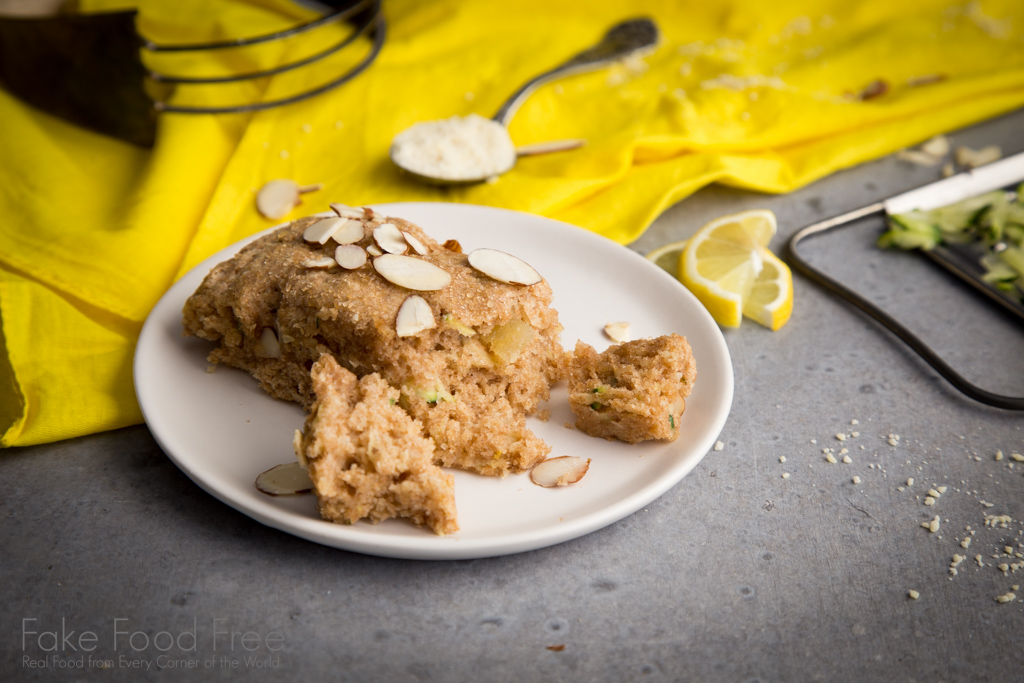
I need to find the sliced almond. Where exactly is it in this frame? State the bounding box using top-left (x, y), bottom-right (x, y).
top-left (334, 244), bottom-right (367, 269)
top-left (467, 248), bottom-right (542, 285)
top-left (331, 219), bottom-right (365, 245)
top-left (604, 321), bottom-right (630, 343)
top-left (256, 462), bottom-right (313, 496)
top-left (374, 223), bottom-right (409, 254)
top-left (366, 244), bottom-right (383, 257)
top-left (329, 202), bottom-right (366, 220)
top-left (303, 217), bottom-right (345, 244)
top-left (256, 179), bottom-right (301, 220)
top-left (396, 295), bottom-right (437, 337)
top-left (302, 256), bottom-right (337, 269)
top-left (373, 254), bottom-right (451, 291)
top-left (403, 231), bottom-right (429, 255)
top-left (257, 327), bottom-right (281, 359)
top-left (530, 456), bottom-right (591, 488)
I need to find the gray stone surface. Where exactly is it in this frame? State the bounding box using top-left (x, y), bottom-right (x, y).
top-left (4, 109), bottom-right (1024, 682)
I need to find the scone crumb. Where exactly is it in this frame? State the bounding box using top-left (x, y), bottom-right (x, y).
top-left (908, 590), bottom-right (920, 600)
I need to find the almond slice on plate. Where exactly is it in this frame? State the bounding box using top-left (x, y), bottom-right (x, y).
top-left (530, 456), bottom-right (591, 487)
top-left (329, 202), bottom-right (366, 220)
top-left (396, 295), bottom-right (436, 337)
top-left (374, 223), bottom-right (408, 254)
top-left (329, 219), bottom-right (363, 245)
top-left (335, 244), bottom-right (367, 269)
top-left (302, 256), bottom-right (337, 269)
top-left (467, 248), bottom-right (542, 285)
top-left (366, 244), bottom-right (383, 257)
top-left (403, 231), bottom-right (429, 255)
top-left (303, 217), bottom-right (345, 244)
top-left (256, 462), bottom-right (313, 496)
top-left (373, 254), bottom-right (451, 291)
top-left (604, 321), bottom-right (630, 342)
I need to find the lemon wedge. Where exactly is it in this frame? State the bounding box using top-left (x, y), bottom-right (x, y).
top-left (679, 209), bottom-right (793, 330)
top-left (743, 248), bottom-right (793, 330)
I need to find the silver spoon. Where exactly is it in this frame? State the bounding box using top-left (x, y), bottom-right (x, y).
top-left (390, 17), bottom-right (660, 185)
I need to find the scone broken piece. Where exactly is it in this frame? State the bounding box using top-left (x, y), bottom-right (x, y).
top-left (294, 355), bottom-right (458, 535)
top-left (568, 335), bottom-right (696, 444)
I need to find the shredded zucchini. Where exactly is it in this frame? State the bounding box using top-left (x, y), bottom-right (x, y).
top-left (879, 185), bottom-right (1024, 302)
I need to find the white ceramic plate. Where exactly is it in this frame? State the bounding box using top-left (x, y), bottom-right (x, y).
top-left (135, 203), bottom-right (733, 560)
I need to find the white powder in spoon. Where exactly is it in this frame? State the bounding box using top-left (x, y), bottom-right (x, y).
top-left (390, 114), bottom-right (517, 182)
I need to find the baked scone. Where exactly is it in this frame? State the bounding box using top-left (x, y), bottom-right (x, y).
top-left (567, 335), bottom-right (697, 443)
top-left (294, 354), bottom-right (457, 535)
top-left (183, 208), bottom-right (565, 476)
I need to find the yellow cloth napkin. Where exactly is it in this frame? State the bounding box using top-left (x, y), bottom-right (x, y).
top-left (2, 0), bottom-right (1024, 447)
